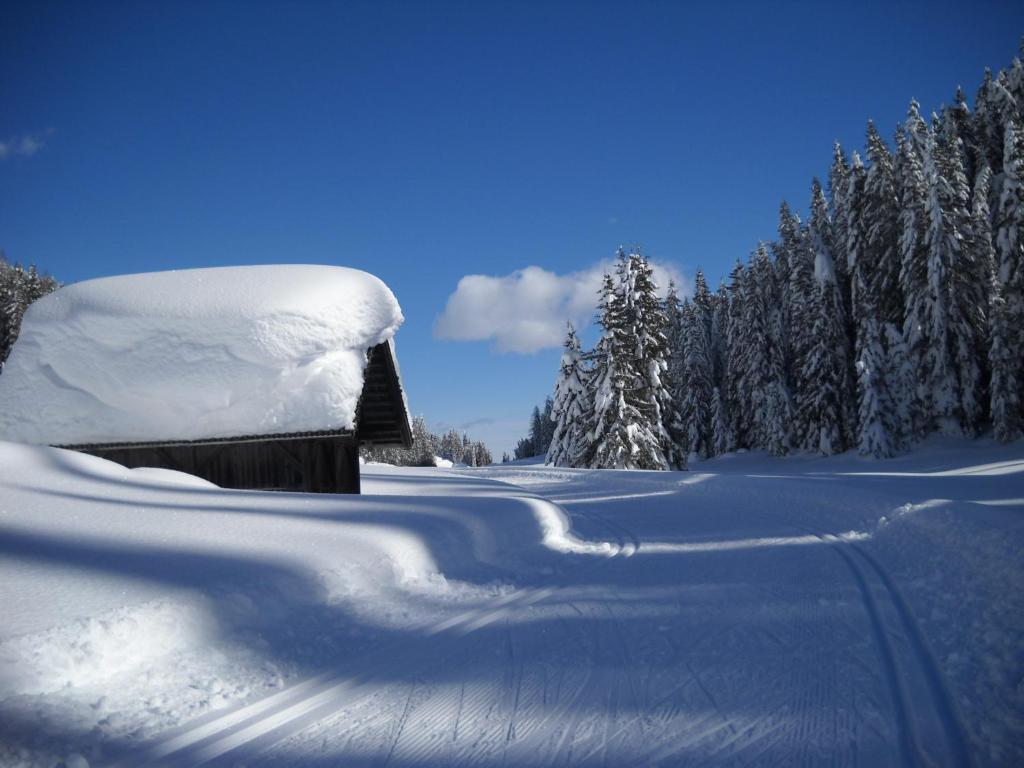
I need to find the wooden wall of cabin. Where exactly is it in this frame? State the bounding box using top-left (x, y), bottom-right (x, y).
top-left (80, 435), bottom-right (361, 494)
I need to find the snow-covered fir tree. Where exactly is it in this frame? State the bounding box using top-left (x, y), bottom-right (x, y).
top-left (776, 203), bottom-right (814, 447)
top-left (864, 121), bottom-right (903, 330)
top-left (898, 101), bottom-right (933, 438)
top-left (679, 276), bottom-right (715, 459)
top-left (546, 323), bottom-right (588, 467)
top-left (995, 119), bottom-right (1024, 438)
top-left (799, 180), bottom-right (851, 454)
top-left (583, 270), bottom-right (665, 469)
top-left (855, 314), bottom-right (894, 458)
top-left (741, 244), bottom-right (791, 456)
top-left (724, 260), bottom-right (752, 448)
top-left (625, 250), bottom-right (687, 469)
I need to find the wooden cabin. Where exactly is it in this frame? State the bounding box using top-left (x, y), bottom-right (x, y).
top-left (60, 342), bottom-right (412, 494)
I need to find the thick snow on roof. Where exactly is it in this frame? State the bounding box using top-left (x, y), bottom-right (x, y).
top-left (0, 265), bottom-right (404, 445)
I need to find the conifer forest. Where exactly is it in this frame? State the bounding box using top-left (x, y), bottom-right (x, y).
top-left (541, 51), bottom-right (1024, 469)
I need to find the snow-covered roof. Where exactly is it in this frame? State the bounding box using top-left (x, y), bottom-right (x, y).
top-left (0, 265), bottom-right (405, 446)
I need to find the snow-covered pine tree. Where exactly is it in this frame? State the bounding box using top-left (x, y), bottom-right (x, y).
top-left (725, 260), bottom-right (751, 448)
top-left (995, 119), bottom-right (1024, 438)
top-left (679, 271), bottom-right (715, 459)
top-left (864, 123), bottom-right (914, 450)
top-left (922, 113), bottom-right (983, 435)
top-left (809, 178), bottom-right (856, 443)
top-left (918, 120), bottom-right (959, 433)
top-left (856, 314), bottom-right (894, 458)
top-left (547, 322), bottom-right (588, 467)
top-left (710, 386), bottom-right (730, 457)
top-left (990, 283), bottom-right (1021, 442)
top-left (747, 244), bottom-right (791, 456)
top-left (945, 87), bottom-right (981, 187)
top-left (527, 405), bottom-right (545, 456)
top-left (541, 397), bottom-right (556, 453)
top-left (942, 119), bottom-right (989, 437)
top-left (710, 282), bottom-right (733, 452)
top-left (899, 101), bottom-right (932, 438)
top-left (864, 121), bottom-right (903, 330)
top-left (800, 179), bottom-right (851, 455)
top-left (882, 322), bottom-right (916, 452)
top-left (473, 442), bottom-right (492, 466)
top-left (409, 416), bottom-right (438, 466)
top-left (845, 151), bottom-right (870, 315)
top-left (583, 270), bottom-right (667, 470)
top-left (664, 280), bottom-right (686, 408)
top-left (776, 203), bottom-right (813, 448)
top-left (974, 69), bottom-right (1004, 177)
top-left (438, 429), bottom-right (460, 463)
top-left (711, 282), bottom-right (730, 384)
top-left (828, 142), bottom-right (854, 322)
top-left (461, 433), bottom-right (475, 466)
top-left (0, 257), bottom-right (59, 366)
top-left (625, 250), bottom-right (686, 469)
top-left (679, 298), bottom-right (714, 459)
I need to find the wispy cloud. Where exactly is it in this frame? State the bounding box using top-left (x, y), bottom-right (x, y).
top-left (0, 130), bottom-right (53, 160)
top-left (458, 417), bottom-right (496, 430)
top-left (434, 258), bottom-right (689, 354)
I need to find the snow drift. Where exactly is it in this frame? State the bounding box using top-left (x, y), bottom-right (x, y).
top-left (0, 265), bottom-right (403, 445)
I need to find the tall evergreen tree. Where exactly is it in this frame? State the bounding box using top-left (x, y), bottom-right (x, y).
top-left (800, 180), bottom-right (851, 454)
top-left (663, 280), bottom-right (686, 419)
top-left (625, 250), bottom-right (686, 468)
top-left (828, 141), bottom-right (854, 323)
top-left (777, 203), bottom-right (814, 446)
top-left (809, 178), bottom-right (856, 441)
top-left (994, 119), bottom-right (1024, 437)
top-left (747, 244), bottom-right (791, 455)
top-left (547, 323), bottom-right (588, 467)
top-left (920, 114), bottom-right (983, 434)
top-left (709, 387), bottom-right (731, 457)
top-left (725, 261), bottom-right (751, 447)
top-left (679, 299), bottom-right (714, 458)
top-left (899, 101), bottom-right (933, 437)
top-left (942, 119), bottom-right (988, 437)
top-left (864, 121), bottom-right (903, 329)
top-left (583, 270), bottom-right (667, 470)
top-left (856, 315), bottom-right (894, 458)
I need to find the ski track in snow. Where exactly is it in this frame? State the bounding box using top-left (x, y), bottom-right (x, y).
top-left (1, 440), bottom-right (1022, 766)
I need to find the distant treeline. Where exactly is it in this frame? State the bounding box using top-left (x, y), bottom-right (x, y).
top-left (361, 415), bottom-right (493, 467)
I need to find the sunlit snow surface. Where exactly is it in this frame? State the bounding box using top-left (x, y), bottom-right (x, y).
top-left (1, 438), bottom-right (1022, 767)
top-left (0, 265), bottom-right (403, 445)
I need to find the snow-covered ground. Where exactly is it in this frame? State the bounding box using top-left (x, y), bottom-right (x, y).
top-left (1, 437), bottom-right (1021, 767)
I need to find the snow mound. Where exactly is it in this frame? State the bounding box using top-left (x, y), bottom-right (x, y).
top-left (0, 265), bottom-right (403, 445)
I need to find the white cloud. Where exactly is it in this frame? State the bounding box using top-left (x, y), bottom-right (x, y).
top-left (0, 131), bottom-right (51, 160)
top-left (434, 258), bottom-right (689, 354)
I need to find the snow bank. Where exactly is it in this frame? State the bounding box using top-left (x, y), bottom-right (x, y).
top-left (0, 265), bottom-right (403, 445)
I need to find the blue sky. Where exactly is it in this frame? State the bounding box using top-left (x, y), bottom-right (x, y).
top-left (2, 1), bottom-right (1022, 456)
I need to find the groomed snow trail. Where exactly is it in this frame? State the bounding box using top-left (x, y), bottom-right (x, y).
top-left (2, 440), bottom-right (1021, 766)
